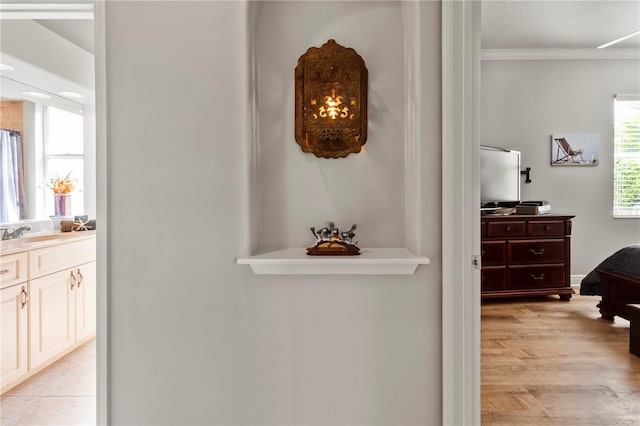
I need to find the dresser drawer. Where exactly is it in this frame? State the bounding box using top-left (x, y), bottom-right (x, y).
top-left (528, 220), bottom-right (566, 237)
top-left (509, 264), bottom-right (566, 289)
top-left (508, 239), bottom-right (565, 264)
top-left (0, 252), bottom-right (28, 289)
top-left (482, 266), bottom-right (507, 291)
top-left (481, 241), bottom-right (506, 265)
top-left (487, 221), bottom-right (526, 238)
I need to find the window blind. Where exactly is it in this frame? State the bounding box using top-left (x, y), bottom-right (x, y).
top-left (614, 94), bottom-right (640, 217)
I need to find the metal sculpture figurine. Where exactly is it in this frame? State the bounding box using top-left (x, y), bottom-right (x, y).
top-left (308, 222), bottom-right (359, 256)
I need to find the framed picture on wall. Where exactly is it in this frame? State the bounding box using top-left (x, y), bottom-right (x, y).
top-left (551, 134), bottom-right (600, 166)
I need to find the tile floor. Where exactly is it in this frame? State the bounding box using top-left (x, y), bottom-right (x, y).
top-left (1, 338), bottom-right (96, 426)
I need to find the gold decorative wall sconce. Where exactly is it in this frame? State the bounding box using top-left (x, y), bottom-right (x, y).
top-left (295, 39), bottom-right (368, 159)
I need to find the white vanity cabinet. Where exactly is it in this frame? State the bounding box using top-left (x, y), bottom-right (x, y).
top-left (0, 252), bottom-right (29, 392)
top-left (28, 238), bottom-right (97, 371)
top-left (0, 233), bottom-right (96, 394)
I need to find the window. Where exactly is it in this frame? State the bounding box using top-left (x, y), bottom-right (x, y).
top-left (613, 95), bottom-right (640, 217)
top-left (44, 106), bottom-right (84, 216)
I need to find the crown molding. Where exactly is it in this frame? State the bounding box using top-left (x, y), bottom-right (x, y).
top-left (481, 48), bottom-right (640, 61)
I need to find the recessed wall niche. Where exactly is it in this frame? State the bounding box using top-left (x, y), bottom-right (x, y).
top-left (248, 1), bottom-right (428, 256)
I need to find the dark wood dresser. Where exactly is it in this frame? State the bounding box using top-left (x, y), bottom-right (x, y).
top-left (481, 214), bottom-right (575, 300)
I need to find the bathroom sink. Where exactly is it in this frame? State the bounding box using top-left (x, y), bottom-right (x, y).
top-left (20, 233), bottom-right (74, 243)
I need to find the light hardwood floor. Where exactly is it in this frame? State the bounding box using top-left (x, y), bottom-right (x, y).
top-left (0, 338), bottom-right (95, 426)
top-left (482, 294), bottom-right (640, 425)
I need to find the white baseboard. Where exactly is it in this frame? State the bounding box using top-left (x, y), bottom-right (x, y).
top-left (571, 274), bottom-right (586, 287)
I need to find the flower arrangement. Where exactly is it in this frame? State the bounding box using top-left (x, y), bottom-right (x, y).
top-left (49, 172), bottom-right (75, 194)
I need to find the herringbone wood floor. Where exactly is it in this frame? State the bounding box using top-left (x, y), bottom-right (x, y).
top-left (482, 294), bottom-right (640, 425)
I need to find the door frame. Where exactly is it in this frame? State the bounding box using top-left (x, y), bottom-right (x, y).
top-left (441, 1), bottom-right (482, 425)
top-left (94, 1), bottom-right (108, 424)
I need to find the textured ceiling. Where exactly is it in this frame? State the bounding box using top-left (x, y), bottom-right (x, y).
top-left (482, 0), bottom-right (640, 49)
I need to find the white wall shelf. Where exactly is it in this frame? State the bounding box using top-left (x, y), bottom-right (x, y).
top-left (236, 248), bottom-right (430, 275)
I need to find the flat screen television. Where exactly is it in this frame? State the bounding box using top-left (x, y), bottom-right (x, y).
top-left (480, 145), bottom-right (521, 208)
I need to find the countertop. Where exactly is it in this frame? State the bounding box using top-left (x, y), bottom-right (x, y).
top-left (0, 231), bottom-right (96, 255)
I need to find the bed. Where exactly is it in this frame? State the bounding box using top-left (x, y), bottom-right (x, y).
top-left (580, 244), bottom-right (640, 321)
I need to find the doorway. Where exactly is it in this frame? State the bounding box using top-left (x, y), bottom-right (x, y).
top-left (0, 3), bottom-right (99, 425)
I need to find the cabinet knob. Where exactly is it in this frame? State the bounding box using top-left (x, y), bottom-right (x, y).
top-left (505, 226), bottom-right (511, 232)
top-left (544, 225), bottom-right (551, 231)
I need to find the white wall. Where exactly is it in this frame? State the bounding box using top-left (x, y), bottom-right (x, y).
top-left (105, 1), bottom-right (442, 425)
top-left (481, 59), bottom-right (640, 275)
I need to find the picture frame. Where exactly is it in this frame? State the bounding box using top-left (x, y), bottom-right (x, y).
top-left (551, 134), bottom-right (599, 166)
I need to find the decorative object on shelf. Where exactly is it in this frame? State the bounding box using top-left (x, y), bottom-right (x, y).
top-left (307, 221), bottom-right (360, 255)
top-left (551, 134), bottom-right (599, 166)
top-left (295, 39), bottom-right (368, 159)
top-left (60, 219), bottom-right (95, 232)
top-left (53, 193), bottom-right (71, 217)
top-left (49, 172), bottom-right (75, 216)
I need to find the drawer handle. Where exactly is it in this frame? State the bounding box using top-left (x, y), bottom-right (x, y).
top-left (77, 268), bottom-right (84, 288)
top-left (21, 286), bottom-right (28, 309)
top-left (529, 248), bottom-right (545, 255)
top-left (70, 270), bottom-right (76, 290)
top-left (0, 268), bottom-right (9, 275)
top-left (529, 273), bottom-right (546, 281)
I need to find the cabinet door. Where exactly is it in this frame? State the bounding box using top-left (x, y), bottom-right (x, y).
top-left (29, 269), bottom-right (76, 370)
top-left (1, 284), bottom-right (29, 392)
top-left (75, 262), bottom-right (96, 342)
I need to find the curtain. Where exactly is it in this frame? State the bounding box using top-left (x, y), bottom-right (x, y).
top-left (0, 128), bottom-right (25, 223)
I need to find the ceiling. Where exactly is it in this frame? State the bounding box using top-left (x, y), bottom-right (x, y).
top-left (482, 0), bottom-right (640, 50)
top-left (0, 2), bottom-right (94, 109)
top-left (35, 19), bottom-right (94, 54)
top-left (1, 1), bottom-right (638, 109)
top-left (14, 1), bottom-right (640, 53)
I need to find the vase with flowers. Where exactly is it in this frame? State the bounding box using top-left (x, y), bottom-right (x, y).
top-left (49, 172), bottom-right (75, 217)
